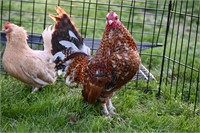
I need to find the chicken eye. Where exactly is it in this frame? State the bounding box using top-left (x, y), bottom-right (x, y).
top-left (115, 16), bottom-right (118, 20)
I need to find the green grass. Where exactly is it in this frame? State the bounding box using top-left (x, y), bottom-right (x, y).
top-left (1, 0), bottom-right (200, 132)
top-left (1, 75), bottom-right (199, 132)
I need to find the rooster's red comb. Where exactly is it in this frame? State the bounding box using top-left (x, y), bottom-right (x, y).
top-left (4, 21), bottom-right (11, 27)
top-left (106, 11), bottom-right (118, 19)
top-left (5, 21), bottom-right (10, 25)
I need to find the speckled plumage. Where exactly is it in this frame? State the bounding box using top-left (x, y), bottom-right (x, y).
top-left (84, 24), bottom-right (141, 104)
top-left (50, 7), bottom-right (141, 116)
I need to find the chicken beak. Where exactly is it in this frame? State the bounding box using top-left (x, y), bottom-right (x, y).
top-left (108, 20), bottom-right (113, 25)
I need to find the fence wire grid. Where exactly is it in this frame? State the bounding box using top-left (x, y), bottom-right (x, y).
top-left (0, 0), bottom-right (199, 114)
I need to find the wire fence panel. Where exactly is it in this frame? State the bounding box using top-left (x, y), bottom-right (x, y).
top-left (0, 0), bottom-right (199, 113)
top-left (158, 0), bottom-right (200, 113)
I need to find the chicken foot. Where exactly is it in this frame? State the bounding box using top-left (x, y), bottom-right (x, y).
top-left (31, 86), bottom-right (40, 93)
top-left (102, 103), bottom-right (109, 116)
top-left (101, 98), bottom-right (116, 116)
top-left (107, 99), bottom-right (116, 115)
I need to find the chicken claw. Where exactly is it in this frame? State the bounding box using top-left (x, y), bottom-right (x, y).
top-left (107, 99), bottom-right (116, 115)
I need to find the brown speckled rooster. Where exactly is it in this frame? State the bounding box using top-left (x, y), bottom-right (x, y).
top-left (50, 6), bottom-right (141, 116)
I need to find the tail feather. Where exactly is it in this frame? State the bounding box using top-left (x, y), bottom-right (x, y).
top-left (50, 6), bottom-right (84, 55)
top-left (49, 6), bottom-right (91, 72)
top-left (42, 25), bottom-right (53, 53)
top-left (133, 64), bottom-right (156, 81)
top-left (50, 40), bottom-right (90, 65)
top-left (140, 64), bottom-right (156, 80)
top-left (59, 40), bottom-right (80, 52)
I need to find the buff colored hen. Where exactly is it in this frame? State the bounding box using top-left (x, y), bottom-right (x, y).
top-left (2, 22), bottom-right (56, 92)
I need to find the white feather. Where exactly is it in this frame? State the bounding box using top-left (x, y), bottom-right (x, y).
top-left (69, 30), bottom-right (78, 39)
top-left (95, 70), bottom-right (99, 75)
top-left (139, 70), bottom-right (149, 80)
top-left (116, 54), bottom-right (122, 59)
top-left (81, 44), bottom-right (91, 55)
top-left (140, 64), bottom-right (156, 80)
top-left (50, 51), bottom-right (65, 62)
top-left (64, 60), bottom-right (72, 66)
top-left (42, 25), bottom-right (53, 52)
top-left (59, 40), bottom-right (91, 55)
top-left (59, 40), bottom-right (80, 52)
top-left (57, 70), bottom-right (64, 76)
top-left (65, 76), bottom-right (71, 85)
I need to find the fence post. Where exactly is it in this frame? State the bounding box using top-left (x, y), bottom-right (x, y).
top-left (157, 0), bottom-right (172, 96)
top-left (43, 0), bottom-right (48, 30)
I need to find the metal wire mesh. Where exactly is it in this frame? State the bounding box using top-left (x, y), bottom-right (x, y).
top-left (160, 0), bottom-right (200, 113)
top-left (0, 0), bottom-right (199, 113)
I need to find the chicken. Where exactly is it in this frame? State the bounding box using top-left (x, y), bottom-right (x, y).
top-left (50, 6), bottom-right (141, 116)
top-left (2, 22), bottom-right (57, 92)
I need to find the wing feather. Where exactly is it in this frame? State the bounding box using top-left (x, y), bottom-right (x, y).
top-left (20, 55), bottom-right (56, 86)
